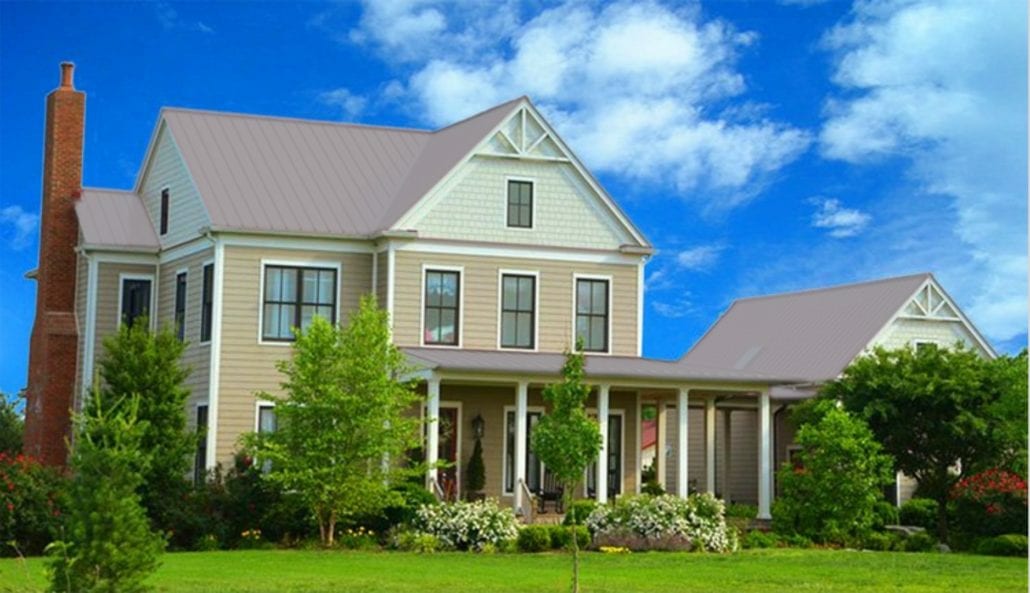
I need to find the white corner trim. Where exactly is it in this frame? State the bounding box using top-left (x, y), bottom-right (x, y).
top-left (636, 258), bottom-right (645, 357)
top-left (205, 239), bottom-right (225, 470)
top-left (255, 258), bottom-right (344, 346)
top-left (419, 264), bottom-right (465, 349)
top-left (81, 254), bottom-right (99, 401)
top-left (115, 272), bottom-right (157, 331)
top-left (571, 272), bottom-right (614, 355)
top-left (386, 243), bottom-right (396, 332)
top-left (495, 269), bottom-right (540, 352)
top-left (502, 176), bottom-right (536, 231)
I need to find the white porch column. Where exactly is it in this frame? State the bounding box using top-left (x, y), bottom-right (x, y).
top-left (655, 402), bottom-right (667, 487)
top-left (596, 384), bottom-right (611, 504)
top-left (757, 391), bottom-right (772, 520)
top-left (677, 388), bottom-right (690, 498)
top-left (705, 397), bottom-right (716, 495)
top-left (721, 409), bottom-right (732, 502)
top-left (514, 381), bottom-right (529, 513)
top-left (426, 377), bottom-right (441, 488)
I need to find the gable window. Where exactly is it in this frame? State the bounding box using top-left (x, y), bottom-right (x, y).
top-left (120, 277), bottom-right (152, 328)
top-left (200, 264), bottom-right (213, 343)
top-left (500, 273), bottom-right (535, 349)
top-left (159, 188), bottom-right (170, 236)
top-left (174, 271), bottom-right (187, 341)
top-left (193, 404), bottom-right (208, 484)
top-left (506, 180), bottom-right (533, 229)
top-left (262, 265), bottom-right (337, 342)
top-left (575, 278), bottom-right (609, 352)
top-left (423, 269), bottom-right (460, 346)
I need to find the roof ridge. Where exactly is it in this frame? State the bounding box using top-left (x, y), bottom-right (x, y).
top-left (81, 186), bottom-right (136, 194)
top-left (431, 96), bottom-right (526, 134)
top-left (733, 272), bottom-right (931, 304)
top-left (161, 106), bottom-right (433, 135)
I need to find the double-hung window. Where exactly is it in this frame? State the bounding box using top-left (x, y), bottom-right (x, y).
top-left (120, 277), bottom-right (152, 328)
top-left (262, 265), bottom-right (337, 341)
top-left (423, 269), bottom-right (460, 346)
top-left (174, 271), bottom-right (187, 341)
top-left (500, 273), bottom-right (535, 349)
top-left (200, 264), bottom-right (213, 343)
top-left (159, 188), bottom-right (170, 236)
top-left (506, 180), bottom-right (533, 228)
top-left (575, 278), bottom-right (609, 352)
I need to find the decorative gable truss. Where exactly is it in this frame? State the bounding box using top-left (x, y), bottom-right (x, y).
top-left (901, 282), bottom-right (960, 320)
top-left (480, 106), bottom-right (568, 162)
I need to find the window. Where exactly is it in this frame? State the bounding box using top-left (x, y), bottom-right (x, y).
top-left (575, 278), bottom-right (609, 352)
top-left (200, 264), bottom-right (213, 343)
top-left (587, 413), bottom-right (623, 498)
top-left (262, 265), bottom-right (337, 341)
top-left (159, 188), bottom-right (169, 236)
top-left (257, 404), bottom-right (277, 473)
top-left (506, 180), bottom-right (533, 228)
top-left (193, 405), bottom-right (208, 484)
top-left (120, 277), bottom-right (151, 327)
top-left (174, 271), bottom-right (187, 341)
top-left (504, 410), bottom-right (543, 494)
top-left (915, 340), bottom-right (935, 353)
top-left (500, 274), bottom-right (535, 349)
top-left (423, 269), bottom-right (460, 345)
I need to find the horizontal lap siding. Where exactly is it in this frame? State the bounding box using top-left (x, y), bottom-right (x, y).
top-left (94, 261), bottom-right (157, 367)
top-left (215, 246), bottom-right (373, 462)
top-left (157, 248), bottom-right (213, 413)
top-left (393, 251), bottom-right (638, 355)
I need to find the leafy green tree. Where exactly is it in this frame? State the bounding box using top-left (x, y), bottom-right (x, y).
top-left (982, 350), bottom-right (1028, 477)
top-left (95, 318), bottom-right (193, 536)
top-left (244, 296), bottom-right (422, 546)
top-left (48, 391), bottom-right (164, 593)
top-left (772, 400), bottom-right (894, 544)
top-left (0, 392), bottom-right (23, 456)
top-left (531, 347), bottom-right (601, 593)
top-left (823, 344), bottom-right (1023, 538)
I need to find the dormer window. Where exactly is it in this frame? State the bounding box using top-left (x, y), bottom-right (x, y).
top-left (160, 188), bottom-right (170, 235)
top-left (506, 180), bottom-right (533, 229)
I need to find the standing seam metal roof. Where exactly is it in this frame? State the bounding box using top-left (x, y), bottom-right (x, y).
top-left (76, 188), bottom-right (159, 250)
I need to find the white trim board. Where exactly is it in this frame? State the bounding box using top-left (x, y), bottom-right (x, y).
top-left (116, 272), bottom-right (157, 331)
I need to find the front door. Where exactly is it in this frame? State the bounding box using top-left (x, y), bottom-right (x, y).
top-left (437, 406), bottom-right (460, 501)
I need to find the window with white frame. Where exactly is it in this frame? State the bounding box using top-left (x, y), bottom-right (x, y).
top-left (500, 274), bottom-right (535, 349)
top-left (256, 404), bottom-right (277, 473)
top-left (262, 265), bottom-right (337, 341)
top-left (575, 278), bottom-right (609, 352)
top-left (423, 269), bottom-right (460, 345)
top-left (120, 277), bottom-right (152, 327)
top-left (506, 180), bottom-right (533, 228)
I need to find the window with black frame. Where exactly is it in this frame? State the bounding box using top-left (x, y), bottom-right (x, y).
top-left (423, 269), bottom-right (460, 345)
top-left (262, 265), bottom-right (337, 341)
top-left (575, 278), bottom-right (609, 352)
top-left (200, 264), bottom-right (213, 343)
top-left (120, 277), bottom-right (151, 327)
top-left (500, 274), bottom-right (535, 349)
top-left (174, 271), bottom-right (187, 341)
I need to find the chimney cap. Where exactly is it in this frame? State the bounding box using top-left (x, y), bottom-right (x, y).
top-left (59, 62), bottom-right (74, 89)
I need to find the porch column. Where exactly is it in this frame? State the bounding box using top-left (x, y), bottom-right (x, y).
top-left (514, 381), bottom-right (529, 513)
top-left (705, 397), bottom-right (716, 495)
top-left (655, 401), bottom-right (667, 487)
top-left (426, 377), bottom-right (440, 488)
top-left (757, 390), bottom-right (772, 520)
top-left (596, 384), bottom-right (610, 504)
top-left (677, 388), bottom-right (689, 498)
top-left (721, 409), bottom-right (732, 502)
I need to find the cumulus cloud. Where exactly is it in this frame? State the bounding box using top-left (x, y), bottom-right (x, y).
top-left (0, 205), bottom-right (38, 250)
top-left (348, 0), bottom-right (810, 208)
top-left (319, 88), bottom-right (368, 119)
top-left (675, 244), bottom-right (724, 271)
top-left (810, 197), bottom-right (870, 238)
top-left (819, 0), bottom-right (1026, 342)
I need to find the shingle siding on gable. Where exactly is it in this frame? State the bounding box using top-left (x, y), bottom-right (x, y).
top-left (140, 124), bottom-right (210, 248)
top-left (410, 157), bottom-right (628, 249)
top-left (874, 317), bottom-right (983, 353)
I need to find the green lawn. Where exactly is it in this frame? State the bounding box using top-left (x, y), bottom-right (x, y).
top-left (1, 549), bottom-right (1025, 593)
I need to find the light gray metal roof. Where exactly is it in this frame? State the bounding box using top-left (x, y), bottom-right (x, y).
top-left (680, 273), bottom-right (931, 382)
top-left (162, 97), bottom-right (524, 237)
top-left (403, 347), bottom-right (800, 385)
top-left (76, 188), bottom-right (159, 251)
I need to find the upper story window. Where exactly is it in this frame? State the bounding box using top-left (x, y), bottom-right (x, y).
top-left (200, 264), bottom-right (213, 343)
top-left (575, 277), bottom-right (609, 353)
top-left (120, 276), bottom-right (152, 328)
top-left (423, 269), bottom-right (460, 346)
top-left (160, 188), bottom-right (170, 236)
top-left (262, 265), bottom-right (337, 342)
top-left (175, 271), bottom-right (187, 341)
top-left (506, 180), bottom-right (533, 229)
top-left (500, 273), bottom-right (536, 349)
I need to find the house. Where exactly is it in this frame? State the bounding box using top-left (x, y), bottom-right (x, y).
top-left (22, 62), bottom-right (993, 520)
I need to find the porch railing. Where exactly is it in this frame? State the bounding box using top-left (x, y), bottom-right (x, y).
top-left (518, 478), bottom-right (536, 524)
top-left (429, 477), bottom-right (445, 502)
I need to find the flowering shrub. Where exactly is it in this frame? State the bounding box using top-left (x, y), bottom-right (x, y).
top-left (586, 493), bottom-right (735, 552)
top-left (336, 525), bottom-right (378, 550)
top-left (0, 452), bottom-right (65, 556)
top-left (412, 499), bottom-right (519, 551)
top-left (951, 469), bottom-right (1027, 537)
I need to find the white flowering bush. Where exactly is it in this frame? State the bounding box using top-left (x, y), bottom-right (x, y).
top-left (586, 493), bottom-right (736, 552)
top-left (412, 499), bottom-right (519, 551)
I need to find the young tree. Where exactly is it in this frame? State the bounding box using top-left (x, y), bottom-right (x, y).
top-left (244, 296), bottom-right (422, 546)
top-left (48, 391), bottom-right (164, 593)
top-left (532, 347), bottom-right (601, 593)
top-left (0, 392), bottom-right (23, 456)
top-left (95, 318), bottom-right (193, 535)
top-left (823, 344), bottom-right (1023, 538)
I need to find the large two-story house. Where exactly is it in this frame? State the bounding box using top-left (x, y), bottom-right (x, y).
top-left (24, 63), bottom-right (993, 518)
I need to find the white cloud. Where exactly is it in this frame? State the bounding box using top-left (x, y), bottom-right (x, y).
top-left (155, 2), bottom-right (215, 34)
top-left (349, 0), bottom-right (810, 208)
top-left (653, 295), bottom-right (698, 318)
top-left (818, 0), bottom-right (1026, 342)
top-left (0, 205), bottom-right (38, 250)
top-left (675, 244), bottom-right (724, 271)
top-left (810, 197), bottom-right (870, 238)
top-left (319, 88), bottom-right (368, 119)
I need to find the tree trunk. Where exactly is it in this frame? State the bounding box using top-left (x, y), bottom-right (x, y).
top-left (936, 493), bottom-right (949, 542)
top-left (327, 512), bottom-right (337, 547)
top-left (567, 490), bottom-right (579, 593)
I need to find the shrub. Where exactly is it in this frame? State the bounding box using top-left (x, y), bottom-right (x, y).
top-left (641, 481), bottom-right (666, 496)
top-left (366, 481), bottom-right (438, 536)
top-left (975, 534), bottom-right (1028, 557)
top-left (516, 525), bottom-right (552, 553)
top-left (550, 525), bottom-right (590, 550)
top-left (563, 500), bottom-right (597, 526)
top-left (465, 439), bottom-right (485, 495)
top-left (951, 469), bottom-right (1027, 538)
top-left (871, 501), bottom-right (899, 528)
top-left (900, 531), bottom-right (938, 552)
top-left (412, 499), bottom-right (519, 551)
top-left (862, 531), bottom-right (902, 551)
top-left (391, 529), bottom-right (441, 553)
top-left (725, 504), bottom-right (758, 520)
top-left (741, 530), bottom-right (780, 549)
top-left (899, 498), bottom-right (939, 531)
top-left (335, 526), bottom-right (378, 550)
top-left (0, 452), bottom-right (65, 556)
top-left (586, 493), bottom-right (734, 552)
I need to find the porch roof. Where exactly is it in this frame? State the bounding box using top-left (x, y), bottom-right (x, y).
top-left (403, 347), bottom-right (804, 386)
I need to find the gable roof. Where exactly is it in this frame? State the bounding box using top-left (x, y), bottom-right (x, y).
top-left (76, 188), bottom-right (159, 251)
top-left (679, 273), bottom-right (946, 383)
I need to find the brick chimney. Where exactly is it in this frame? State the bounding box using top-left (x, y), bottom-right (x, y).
top-left (23, 62), bottom-right (85, 465)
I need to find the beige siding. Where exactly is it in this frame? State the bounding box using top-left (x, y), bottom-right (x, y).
top-left (214, 245), bottom-right (373, 462)
top-left (392, 251), bottom-right (639, 355)
top-left (139, 123), bottom-right (210, 248)
top-left (408, 156), bottom-right (632, 250)
top-left (157, 248), bottom-right (213, 412)
top-left (94, 262), bottom-right (157, 361)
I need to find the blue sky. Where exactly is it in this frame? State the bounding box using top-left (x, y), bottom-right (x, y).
top-left (1, 0), bottom-right (1026, 398)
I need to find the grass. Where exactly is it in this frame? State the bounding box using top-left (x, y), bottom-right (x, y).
top-left (1, 548), bottom-right (1025, 593)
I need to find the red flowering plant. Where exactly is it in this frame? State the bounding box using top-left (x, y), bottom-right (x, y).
top-left (950, 468), bottom-right (1027, 538)
top-left (0, 452), bottom-right (66, 556)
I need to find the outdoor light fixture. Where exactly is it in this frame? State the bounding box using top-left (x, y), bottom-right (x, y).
top-left (472, 413), bottom-right (485, 439)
